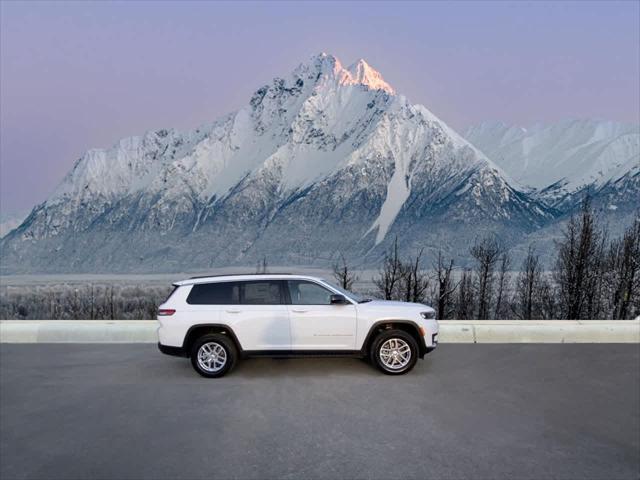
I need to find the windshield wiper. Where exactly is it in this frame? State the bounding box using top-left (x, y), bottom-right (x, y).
top-left (359, 298), bottom-right (373, 303)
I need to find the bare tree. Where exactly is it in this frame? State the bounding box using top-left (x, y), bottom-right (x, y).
top-left (108, 286), bottom-right (115, 320)
top-left (455, 269), bottom-right (475, 320)
top-left (538, 275), bottom-right (557, 320)
top-left (332, 252), bottom-right (358, 290)
top-left (587, 230), bottom-right (608, 320)
top-left (373, 237), bottom-right (402, 300)
top-left (255, 256), bottom-right (268, 274)
top-left (607, 216), bottom-right (640, 319)
top-left (470, 235), bottom-right (503, 319)
top-left (398, 249), bottom-right (430, 303)
top-left (512, 245), bottom-right (543, 319)
top-left (494, 251), bottom-right (511, 319)
top-left (88, 284), bottom-right (96, 320)
top-left (554, 198), bottom-right (603, 319)
top-left (434, 251), bottom-right (457, 319)
top-left (5, 208), bottom-right (639, 322)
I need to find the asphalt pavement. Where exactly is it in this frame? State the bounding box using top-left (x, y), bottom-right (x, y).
top-left (1, 344), bottom-right (638, 480)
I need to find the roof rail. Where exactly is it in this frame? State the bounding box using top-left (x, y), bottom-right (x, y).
top-left (188, 272), bottom-right (294, 280)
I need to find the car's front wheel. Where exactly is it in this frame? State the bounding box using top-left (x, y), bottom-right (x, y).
top-left (370, 329), bottom-right (418, 375)
top-left (190, 334), bottom-right (238, 378)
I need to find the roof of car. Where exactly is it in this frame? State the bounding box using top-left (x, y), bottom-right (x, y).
top-left (174, 273), bottom-right (325, 286)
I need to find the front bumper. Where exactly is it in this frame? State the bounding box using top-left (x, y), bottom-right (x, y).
top-left (425, 333), bottom-right (438, 355)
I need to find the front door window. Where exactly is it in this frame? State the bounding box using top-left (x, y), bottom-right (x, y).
top-left (288, 280), bottom-right (332, 305)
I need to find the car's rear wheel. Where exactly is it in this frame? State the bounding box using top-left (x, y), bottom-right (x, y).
top-left (190, 333), bottom-right (238, 378)
top-left (370, 329), bottom-right (418, 375)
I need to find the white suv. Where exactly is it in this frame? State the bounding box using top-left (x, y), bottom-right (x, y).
top-left (157, 274), bottom-right (438, 377)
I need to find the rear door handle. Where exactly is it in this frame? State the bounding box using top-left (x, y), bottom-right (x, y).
top-left (226, 309), bottom-right (241, 314)
top-left (291, 309), bottom-right (308, 313)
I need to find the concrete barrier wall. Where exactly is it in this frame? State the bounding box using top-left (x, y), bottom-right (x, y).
top-left (439, 320), bottom-right (640, 343)
top-left (1, 319), bottom-right (638, 344)
top-left (0, 321), bottom-right (157, 344)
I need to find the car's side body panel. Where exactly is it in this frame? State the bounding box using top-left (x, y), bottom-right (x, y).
top-left (157, 285), bottom-right (217, 348)
top-left (289, 304), bottom-right (358, 349)
top-left (157, 274), bottom-right (439, 357)
top-left (353, 300), bottom-right (439, 350)
top-left (221, 304), bottom-right (291, 350)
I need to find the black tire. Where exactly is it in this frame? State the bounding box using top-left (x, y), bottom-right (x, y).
top-left (190, 333), bottom-right (238, 378)
top-left (370, 329), bottom-right (419, 375)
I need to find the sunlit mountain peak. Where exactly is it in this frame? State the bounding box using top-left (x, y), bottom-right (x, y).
top-left (347, 58), bottom-right (395, 95)
top-left (304, 53), bottom-right (395, 95)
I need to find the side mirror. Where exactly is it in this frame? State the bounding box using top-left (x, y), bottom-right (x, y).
top-left (330, 294), bottom-right (348, 305)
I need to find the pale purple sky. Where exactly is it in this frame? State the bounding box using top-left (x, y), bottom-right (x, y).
top-left (1, 0), bottom-right (638, 213)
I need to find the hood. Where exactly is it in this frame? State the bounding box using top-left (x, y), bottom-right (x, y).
top-left (359, 299), bottom-right (433, 310)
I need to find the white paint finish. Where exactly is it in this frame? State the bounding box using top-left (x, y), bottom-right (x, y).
top-left (350, 299), bottom-right (437, 348)
top-left (145, 274), bottom-right (434, 351)
top-left (288, 304), bottom-right (357, 349)
top-left (175, 274), bottom-right (336, 287)
top-left (158, 284), bottom-right (292, 349)
top-left (156, 283), bottom-right (209, 347)
top-left (222, 305), bottom-right (291, 350)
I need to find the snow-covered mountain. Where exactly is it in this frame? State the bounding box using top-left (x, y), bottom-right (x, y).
top-left (1, 53), bottom-right (555, 273)
top-left (0, 212), bottom-right (27, 239)
top-left (464, 120), bottom-right (639, 210)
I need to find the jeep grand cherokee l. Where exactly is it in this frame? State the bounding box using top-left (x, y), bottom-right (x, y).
top-left (157, 274), bottom-right (438, 377)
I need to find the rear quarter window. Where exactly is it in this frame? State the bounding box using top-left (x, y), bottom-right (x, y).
top-left (187, 282), bottom-right (240, 305)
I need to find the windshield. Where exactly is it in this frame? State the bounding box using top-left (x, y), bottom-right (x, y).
top-left (319, 279), bottom-right (369, 303)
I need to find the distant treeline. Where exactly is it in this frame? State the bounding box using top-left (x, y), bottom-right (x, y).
top-left (335, 199), bottom-right (639, 320)
top-left (0, 284), bottom-right (172, 320)
top-left (1, 199), bottom-right (638, 320)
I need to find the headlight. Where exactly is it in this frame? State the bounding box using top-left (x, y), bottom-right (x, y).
top-left (420, 311), bottom-right (436, 319)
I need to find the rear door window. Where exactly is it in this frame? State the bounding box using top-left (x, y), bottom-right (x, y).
top-left (186, 282), bottom-right (240, 305)
top-left (240, 281), bottom-right (284, 305)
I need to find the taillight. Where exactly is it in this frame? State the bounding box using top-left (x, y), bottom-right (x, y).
top-left (158, 309), bottom-right (176, 316)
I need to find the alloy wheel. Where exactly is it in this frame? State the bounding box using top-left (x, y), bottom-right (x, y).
top-left (197, 342), bottom-right (227, 373)
top-left (379, 338), bottom-right (412, 370)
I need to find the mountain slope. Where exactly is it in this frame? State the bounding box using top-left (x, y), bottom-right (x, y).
top-left (464, 120), bottom-right (640, 210)
top-left (0, 212), bottom-right (27, 239)
top-left (1, 54), bottom-right (554, 273)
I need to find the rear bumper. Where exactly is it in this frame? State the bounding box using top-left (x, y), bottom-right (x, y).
top-left (158, 342), bottom-right (187, 357)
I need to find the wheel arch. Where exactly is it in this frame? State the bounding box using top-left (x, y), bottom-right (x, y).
top-left (362, 320), bottom-right (427, 358)
top-left (182, 324), bottom-right (243, 355)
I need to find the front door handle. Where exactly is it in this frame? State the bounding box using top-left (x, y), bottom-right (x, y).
top-left (226, 309), bottom-right (241, 314)
top-left (291, 309), bottom-right (308, 313)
